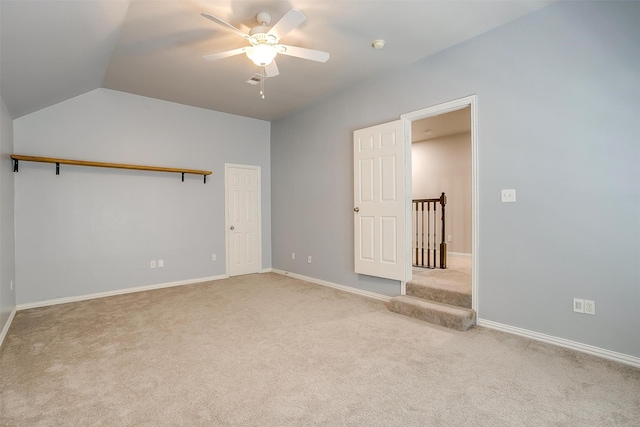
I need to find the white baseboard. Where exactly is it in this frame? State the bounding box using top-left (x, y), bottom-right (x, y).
top-left (16, 275), bottom-right (229, 311)
top-left (0, 306), bottom-right (17, 348)
top-left (260, 268), bottom-right (273, 273)
top-left (448, 252), bottom-right (472, 257)
top-left (272, 269), bottom-right (392, 302)
top-left (478, 318), bottom-right (640, 369)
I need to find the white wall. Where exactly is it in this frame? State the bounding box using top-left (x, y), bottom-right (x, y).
top-left (412, 132), bottom-right (472, 254)
top-left (13, 88), bottom-right (271, 304)
top-left (0, 95), bottom-right (16, 333)
top-left (271, 1), bottom-right (640, 358)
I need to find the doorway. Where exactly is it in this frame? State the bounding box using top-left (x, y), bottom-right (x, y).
top-left (401, 96), bottom-right (478, 311)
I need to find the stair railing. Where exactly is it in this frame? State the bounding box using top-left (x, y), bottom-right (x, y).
top-left (412, 192), bottom-right (447, 269)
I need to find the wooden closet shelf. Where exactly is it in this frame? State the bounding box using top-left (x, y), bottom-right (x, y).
top-left (11, 154), bottom-right (212, 183)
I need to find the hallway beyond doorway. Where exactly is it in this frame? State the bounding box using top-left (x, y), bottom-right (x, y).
top-left (412, 253), bottom-right (471, 301)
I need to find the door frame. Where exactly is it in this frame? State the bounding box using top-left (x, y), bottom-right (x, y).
top-left (224, 163), bottom-right (262, 277)
top-left (401, 95), bottom-right (478, 312)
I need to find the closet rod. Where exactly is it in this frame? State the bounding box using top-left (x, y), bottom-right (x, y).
top-left (11, 154), bottom-right (212, 183)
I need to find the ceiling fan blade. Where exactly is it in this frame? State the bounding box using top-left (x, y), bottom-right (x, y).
top-left (267, 9), bottom-right (306, 41)
top-left (278, 45), bottom-right (330, 63)
top-left (264, 61), bottom-right (279, 77)
top-left (201, 13), bottom-right (251, 40)
top-left (203, 47), bottom-right (247, 61)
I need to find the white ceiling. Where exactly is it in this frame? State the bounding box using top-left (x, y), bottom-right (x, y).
top-left (0, 0), bottom-right (553, 121)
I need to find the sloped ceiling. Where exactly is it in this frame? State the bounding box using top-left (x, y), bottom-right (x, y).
top-left (1, 0), bottom-right (553, 121)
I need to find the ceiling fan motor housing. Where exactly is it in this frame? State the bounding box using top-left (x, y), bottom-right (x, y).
top-left (255, 11), bottom-right (271, 25)
top-left (249, 30), bottom-right (277, 45)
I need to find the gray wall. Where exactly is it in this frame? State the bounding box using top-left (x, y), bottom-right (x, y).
top-left (271, 1), bottom-right (640, 357)
top-left (412, 132), bottom-right (472, 254)
top-left (0, 96), bottom-right (16, 332)
top-left (14, 88), bottom-right (271, 304)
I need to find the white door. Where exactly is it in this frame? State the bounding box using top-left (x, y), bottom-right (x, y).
top-left (226, 164), bottom-right (261, 276)
top-left (353, 120), bottom-right (407, 281)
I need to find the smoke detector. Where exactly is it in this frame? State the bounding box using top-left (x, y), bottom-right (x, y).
top-left (372, 39), bottom-right (385, 49)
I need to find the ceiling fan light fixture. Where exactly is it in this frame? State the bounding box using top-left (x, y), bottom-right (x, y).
top-left (246, 44), bottom-right (277, 66)
top-left (201, 8), bottom-right (330, 100)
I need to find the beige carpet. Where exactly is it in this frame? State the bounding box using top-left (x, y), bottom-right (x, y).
top-left (413, 253), bottom-right (472, 296)
top-left (1, 273), bottom-right (639, 426)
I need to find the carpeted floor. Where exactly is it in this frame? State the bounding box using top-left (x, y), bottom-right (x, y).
top-left (412, 253), bottom-right (472, 296)
top-left (1, 273), bottom-right (639, 426)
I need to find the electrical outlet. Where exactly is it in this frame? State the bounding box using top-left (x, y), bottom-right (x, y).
top-left (10, 280), bottom-right (13, 291)
top-left (292, 252), bottom-right (295, 260)
top-left (501, 189), bottom-right (516, 202)
top-left (159, 260), bottom-right (164, 268)
top-left (307, 256), bottom-right (312, 263)
top-left (150, 260), bottom-right (156, 269)
top-left (447, 234), bottom-right (452, 242)
top-left (212, 254), bottom-right (217, 261)
top-left (573, 298), bottom-right (584, 313)
top-left (584, 300), bottom-right (595, 315)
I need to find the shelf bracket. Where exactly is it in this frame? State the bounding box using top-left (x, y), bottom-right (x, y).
top-left (56, 163), bottom-right (60, 175)
top-left (204, 175), bottom-right (207, 184)
top-left (181, 173), bottom-right (185, 182)
top-left (13, 159), bottom-right (18, 172)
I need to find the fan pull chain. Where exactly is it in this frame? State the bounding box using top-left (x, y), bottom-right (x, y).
top-left (260, 66), bottom-right (266, 99)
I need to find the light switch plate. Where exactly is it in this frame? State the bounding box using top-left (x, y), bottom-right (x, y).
top-left (501, 189), bottom-right (516, 202)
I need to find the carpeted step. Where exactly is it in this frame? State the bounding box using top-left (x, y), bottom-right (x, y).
top-left (388, 295), bottom-right (476, 331)
top-left (407, 281), bottom-right (471, 309)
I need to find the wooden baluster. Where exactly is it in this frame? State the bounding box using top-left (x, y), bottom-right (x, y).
top-left (432, 201), bottom-right (437, 268)
top-left (439, 192), bottom-right (447, 269)
top-left (428, 201), bottom-right (431, 268)
top-left (413, 200), bottom-right (419, 266)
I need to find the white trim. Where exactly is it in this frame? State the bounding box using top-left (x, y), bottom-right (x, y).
top-left (401, 95), bottom-right (479, 313)
top-left (260, 268), bottom-right (273, 273)
top-left (448, 252), bottom-right (472, 258)
top-left (403, 118), bottom-right (413, 285)
top-left (470, 96), bottom-right (479, 314)
top-left (272, 269), bottom-right (392, 302)
top-left (478, 318), bottom-right (640, 369)
top-left (0, 306), bottom-right (17, 348)
top-left (225, 163), bottom-right (262, 277)
top-left (16, 275), bottom-right (228, 311)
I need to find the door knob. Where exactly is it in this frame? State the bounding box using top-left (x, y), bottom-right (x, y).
top-left (230, 226), bottom-right (235, 230)
top-left (354, 207), bottom-right (359, 212)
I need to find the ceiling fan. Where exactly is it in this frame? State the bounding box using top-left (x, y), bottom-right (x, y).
top-left (201, 9), bottom-right (330, 98)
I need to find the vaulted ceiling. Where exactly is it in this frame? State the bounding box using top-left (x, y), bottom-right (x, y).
top-left (0, 0), bottom-right (553, 121)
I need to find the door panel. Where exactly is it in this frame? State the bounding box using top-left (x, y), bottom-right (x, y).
top-left (359, 158), bottom-right (374, 202)
top-left (353, 120), bottom-right (406, 281)
top-left (381, 155), bottom-right (396, 201)
top-left (360, 216), bottom-right (375, 261)
top-left (226, 165), bottom-right (261, 277)
top-left (381, 216), bottom-right (397, 264)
